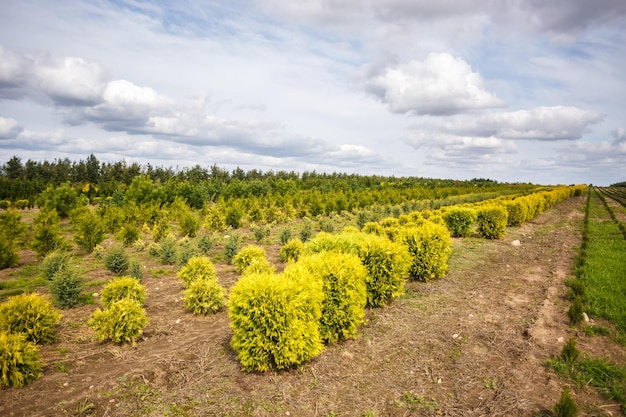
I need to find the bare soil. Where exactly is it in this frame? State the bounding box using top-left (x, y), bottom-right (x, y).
top-left (2, 196), bottom-right (625, 417)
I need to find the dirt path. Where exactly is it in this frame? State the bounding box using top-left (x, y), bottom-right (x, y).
top-left (2, 196), bottom-right (623, 416)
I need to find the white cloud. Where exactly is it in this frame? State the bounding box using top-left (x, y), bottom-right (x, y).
top-left (34, 56), bottom-right (106, 106)
top-left (365, 53), bottom-right (505, 116)
top-left (0, 116), bottom-right (23, 139)
top-left (612, 127), bottom-right (626, 144)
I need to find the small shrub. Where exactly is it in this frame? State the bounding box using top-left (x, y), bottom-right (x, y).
top-left (92, 243), bottom-right (106, 260)
top-left (132, 238), bottom-right (146, 252)
top-left (0, 240), bottom-right (19, 269)
top-left (179, 211), bottom-right (201, 237)
top-left (252, 224), bottom-right (270, 242)
top-left (197, 233), bottom-right (215, 254)
top-left (442, 207), bottom-right (476, 237)
top-left (105, 246), bottom-right (130, 275)
top-left (177, 241), bottom-right (198, 266)
top-left (554, 389), bottom-right (579, 417)
top-left (228, 271), bottom-right (324, 372)
top-left (73, 209), bottom-right (106, 252)
top-left (184, 278), bottom-right (226, 315)
top-left (50, 268), bottom-right (83, 309)
top-left (299, 220), bottom-right (313, 242)
top-left (477, 205), bottom-right (508, 239)
top-left (101, 276), bottom-right (146, 308)
top-left (128, 260), bottom-right (143, 281)
top-left (177, 256), bottom-right (217, 287)
top-left (225, 205), bottom-right (244, 229)
top-left (279, 239), bottom-right (305, 263)
top-left (362, 221), bottom-right (384, 236)
top-left (232, 245), bottom-right (267, 275)
top-left (32, 209), bottom-right (68, 257)
top-left (0, 332), bottom-right (43, 388)
top-left (241, 257), bottom-right (275, 275)
top-left (224, 234), bottom-right (240, 264)
top-left (147, 242), bottom-right (160, 257)
top-left (565, 278), bottom-right (586, 300)
top-left (504, 200), bottom-right (528, 227)
top-left (204, 206), bottom-right (226, 232)
top-left (279, 228), bottom-right (292, 245)
top-left (41, 251), bottom-right (70, 280)
top-left (319, 219), bottom-right (334, 233)
top-left (0, 293), bottom-right (61, 344)
top-left (117, 224), bottom-right (140, 246)
top-left (290, 252), bottom-right (368, 343)
top-left (561, 337), bottom-right (580, 363)
top-left (158, 235), bottom-right (178, 265)
top-left (151, 217), bottom-right (171, 243)
top-left (568, 297), bottom-right (584, 325)
top-left (401, 223), bottom-right (451, 282)
top-left (88, 298), bottom-right (148, 344)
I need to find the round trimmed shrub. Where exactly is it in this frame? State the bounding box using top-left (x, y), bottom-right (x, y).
top-left (228, 271), bottom-right (324, 372)
top-left (504, 200), bottom-right (528, 227)
top-left (184, 278), bottom-right (226, 315)
top-left (279, 239), bottom-right (305, 263)
top-left (232, 245), bottom-right (268, 274)
top-left (477, 205), bottom-right (508, 239)
top-left (291, 252), bottom-right (367, 343)
top-left (177, 256), bottom-right (217, 287)
top-left (361, 221), bottom-right (384, 236)
top-left (443, 207), bottom-right (476, 237)
top-left (104, 246), bottom-right (130, 274)
top-left (401, 223), bottom-right (451, 282)
top-left (0, 293), bottom-right (61, 344)
top-left (50, 268), bottom-right (83, 309)
top-left (88, 298), bottom-right (148, 344)
top-left (101, 276), bottom-right (146, 308)
top-left (0, 332), bottom-right (43, 388)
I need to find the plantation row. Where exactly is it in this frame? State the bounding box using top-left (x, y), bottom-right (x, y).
top-left (0, 184), bottom-right (584, 386)
top-left (596, 186), bottom-right (626, 209)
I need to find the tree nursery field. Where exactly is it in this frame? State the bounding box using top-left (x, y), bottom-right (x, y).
top-left (0, 156), bottom-right (625, 417)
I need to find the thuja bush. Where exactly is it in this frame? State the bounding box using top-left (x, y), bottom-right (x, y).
top-left (357, 233), bottom-right (411, 307)
top-left (179, 210), bottom-right (201, 238)
top-left (0, 293), bottom-right (61, 344)
top-left (504, 200), bottom-right (528, 227)
top-left (279, 239), bottom-right (305, 263)
top-left (88, 298), bottom-right (148, 344)
top-left (72, 209), bottom-right (106, 253)
top-left (401, 223), bottom-right (451, 282)
top-left (104, 246), bottom-right (130, 274)
top-left (232, 245), bottom-right (268, 275)
top-left (116, 224), bottom-right (140, 246)
top-left (50, 268), bottom-right (83, 309)
top-left (443, 207), bottom-right (476, 237)
top-left (228, 271), bottom-right (324, 372)
top-left (0, 332), bottom-right (43, 388)
top-left (0, 208), bottom-right (27, 268)
top-left (290, 252), bottom-right (367, 344)
top-left (41, 250), bottom-right (70, 280)
top-left (477, 205), bottom-right (508, 239)
top-left (32, 209), bottom-right (68, 257)
top-left (184, 278), bottom-right (226, 315)
top-left (177, 256), bottom-right (217, 287)
top-left (101, 276), bottom-right (146, 308)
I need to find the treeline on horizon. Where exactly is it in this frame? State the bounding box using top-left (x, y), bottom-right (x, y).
top-left (0, 154), bottom-right (518, 206)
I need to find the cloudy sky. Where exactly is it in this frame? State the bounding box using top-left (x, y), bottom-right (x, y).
top-left (1, 0), bottom-right (625, 185)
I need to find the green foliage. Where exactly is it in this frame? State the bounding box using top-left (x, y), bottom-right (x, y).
top-left (225, 205), bottom-right (244, 229)
top-left (179, 210), bottom-right (201, 238)
top-left (319, 219), bottom-right (334, 233)
top-left (177, 256), bottom-right (218, 287)
top-left (88, 298), bottom-right (148, 344)
top-left (197, 233), bottom-right (215, 254)
top-left (116, 224), bottom-right (140, 246)
top-left (233, 245), bottom-right (268, 274)
top-left (104, 246), bottom-right (130, 275)
top-left (101, 276), bottom-right (146, 308)
top-left (568, 297), bottom-right (584, 325)
top-left (228, 271), bottom-right (324, 372)
top-left (41, 251), bottom-right (70, 280)
top-left (0, 293), bottom-right (61, 344)
top-left (362, 221), bottom-right (384, 236)
top-left (476, 205), bottom-right (508, 239)
top-left (224, 234), bottom-right (240, 264)
top-left (32, 209), bottom-right (68, 257)
top-left (291, 252), bottom-right (367, 343)
top-left (157, 234), bottom-right (177, 265)
top-left (279, 238), bottom-right (305, 263)
top-left (299, 220), bottom-right (313, 242)
top-left (73, 209), bottom-right (106, 252)
top-left (50, 268), bottom-right (83, 309)
top-left (176, 237), bottom-right (198, 266)
top-left (252, 224), bottom-right (270, 242)
top-left (0, 332), bottom-right (43, 388)
top-left (553, 389), bottom-right (579, 417)
top-left (442, 207), bottom-right (476, 237)
top-left (561, 337), bottom-right (580, 363)
top-left (279, 228), bottom-right (292, 245)
top-left (128, 260), bottom-right (143, 281)
top-left (204, 205), bottom-right (226, 232)
top-left (401, 223), bottom-right (451, 282)
top-left (151, 216), bottom-right (171, 243)
top-left (37, 182), bottom-right (86, 218)
top-left (0, 208), bottom-right (27, 246)
top-left (0, 240), bottom-right (19, 269)
top-left (504, 200), bottom-right (528, 227)
top-left (184, 278), bottom-right (226, 315)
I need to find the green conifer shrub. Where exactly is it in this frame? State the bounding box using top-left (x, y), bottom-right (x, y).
top-left (197, 233), bottom-right (215, 254)
top-left (73, 209), bottom-right (106, 253)
top-left (104, 246), bottom-right (130, 274)
top-left (116, 224), bottom-right (140, 246)
top-left (50, 268), bottom-right (83, 309)
top-left (279, 239), bottom-right (305, 263)
top-left (184, 278), bottom-right (226, 315)
top-left (0, 332), bottom-right (43, 388)
top-left (179, 210), bottom-right (201, 237)
top-left (232, 245), bottom-right (268, 274)
top-left (554, 389), bottom-right (579, 417)
top-left (158, 235), bottom-right (178, 265)
top-left (279, 228), bottom-right (292, 245)
top-left (32, 209), bottom-right (68, 257)
top-left (252, 224), bottom-right (270, 242)
top-left (101, 276), bottom-right (146, 308)
top-left (204, 206), bottom-right (226, 232)
top-left (299, 220), bottom-right (313, 242)
top-left (88, 298), bottom-right (148, 344)
top-left (0, 293), bottom-right (61, 344)
top-left (290, 252), bottom-right (367, 343)
top-left (228, 271), bottom-right (324, 372)
top-left (177, 256), bottom-right (218, 287)
top-left (224, 234), bottom-right (240, 264)
top-left (41, 250), bottom-right (70, 280)
top-left (401, 223), bottom-right (451, 282)
top-left (561, 337), bottom-right (580, 363)
top-left (128, 260), bottom-right (143, 281)
top-left (568, 297), bottom-right (584, 325)
top-left (477, 205), bottom-right (508, 239)
top-left (442, 207), bottom-right (477, 237)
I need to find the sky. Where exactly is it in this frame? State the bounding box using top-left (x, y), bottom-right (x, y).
top-left (1, 1), bottom-right (625, 185)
